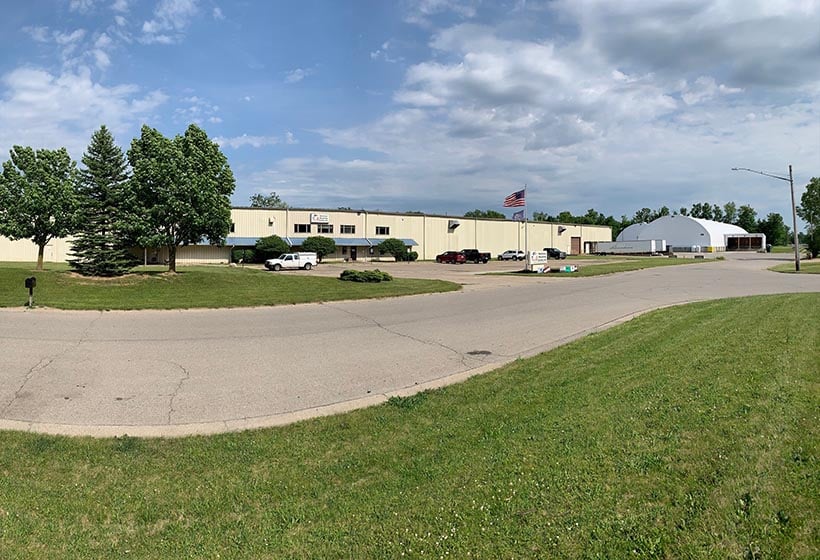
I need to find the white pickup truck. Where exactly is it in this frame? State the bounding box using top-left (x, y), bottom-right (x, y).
top-left (264, 252), bottom-right (318, 271)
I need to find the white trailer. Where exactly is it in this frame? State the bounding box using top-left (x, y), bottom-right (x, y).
top-left (593, 240), bottom-right (666, 255)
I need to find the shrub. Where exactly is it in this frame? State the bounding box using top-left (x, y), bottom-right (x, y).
top-left (231, 248), bottom-right (256, 263)
top-left (255, 235), bottom-right (289, 261)
top-left (406, 251), bottom-right (419, 262)
top-left (377, 238), bottom-right (410, 261)
top-left (300, 236), bottom-right (336, 261)
top-left (339, 269), bottom-right (394, 283)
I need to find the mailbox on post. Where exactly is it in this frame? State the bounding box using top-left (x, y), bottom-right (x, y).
top-left (25, 276), bottom-right (36, 307)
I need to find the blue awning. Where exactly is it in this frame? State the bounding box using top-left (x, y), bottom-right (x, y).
top-left (225, 237), bottom-right (261, 246)
top-left (226, 236), bottom-right (418, 248)
top-left (367, 238), bottom-right (418, 246)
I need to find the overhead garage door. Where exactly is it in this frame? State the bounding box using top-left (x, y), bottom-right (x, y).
top-left (571, 236), bottom-right (581, 255)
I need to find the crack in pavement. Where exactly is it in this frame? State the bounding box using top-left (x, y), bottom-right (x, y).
top-left (1, 312), bottom-right (104, 414)
top-left (166, 360), bottom-right (191, 425)
top-left (322, 302), bottom-right (485, 369)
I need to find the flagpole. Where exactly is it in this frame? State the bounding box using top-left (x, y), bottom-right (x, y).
top-left (523, 184), bottom-right (528, 256)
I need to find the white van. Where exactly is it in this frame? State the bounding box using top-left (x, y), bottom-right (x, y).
top-left (264, 252), bottom-right (318, 271)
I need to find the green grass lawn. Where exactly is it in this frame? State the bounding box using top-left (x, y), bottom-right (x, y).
top-left (0, 293), bottom-right (817, 558)
top-left (0, 263), bottom-right (460, 309)
top-left (770, 261), bottom-right (820, 274)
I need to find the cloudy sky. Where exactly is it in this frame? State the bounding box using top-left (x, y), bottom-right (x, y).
top-left (1, 0), bottom-right (818, 224)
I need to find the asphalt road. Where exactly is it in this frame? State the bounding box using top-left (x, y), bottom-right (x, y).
top-left (0, 253), bottom-right (816, 437)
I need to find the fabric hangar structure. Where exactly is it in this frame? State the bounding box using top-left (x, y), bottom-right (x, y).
top-left (616, 215), bottom-right (765, 252)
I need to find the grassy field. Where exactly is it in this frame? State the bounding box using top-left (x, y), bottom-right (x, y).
top-left (0, 293), bottom-right (817, 558)
top-left (0, 263), bottom-right (460, 309)
top-left (770, 261), bottom-right (820, 274)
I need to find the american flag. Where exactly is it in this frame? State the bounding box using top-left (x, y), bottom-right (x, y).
top-left (503, 189), bottom-right (526, 207)
top-left (512, 210), bottom-right (525, 221)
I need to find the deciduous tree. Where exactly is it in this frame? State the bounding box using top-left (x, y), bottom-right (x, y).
top-left (464, 209), bottom-right (506, 219)
top-left (0, 146), bottom-right (78, 270)
top-left (127, 124), bottom-right (235, 272)
top-left (797, 177), bottom-right (820, 257)
top-left (255, 235), bottom-right (289, 260)
top-left (736, 204), bottom-right (758, 232)
top-left (300, 236), bottom-right (336, 261)
top-left (249, 192), bottom-right (288, 208)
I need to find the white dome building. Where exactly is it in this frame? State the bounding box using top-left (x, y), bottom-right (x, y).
top-left (616, 215), bottom-right (764, 252)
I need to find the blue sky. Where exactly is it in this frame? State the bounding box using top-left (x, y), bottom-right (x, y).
top-left (1, 0), bottom-right (818, 226)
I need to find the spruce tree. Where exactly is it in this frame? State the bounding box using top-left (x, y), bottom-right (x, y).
top-left (68, 126), bottom-right (137, 276)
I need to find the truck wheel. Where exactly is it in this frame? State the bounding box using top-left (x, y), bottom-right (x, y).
top-left (304, 262), bottom-right (312, 270)
top-left (273, 263), bottom-right (281, 271)
top-left (483, 259), bottom-right (488, 264)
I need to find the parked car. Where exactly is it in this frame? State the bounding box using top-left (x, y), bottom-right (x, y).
top-left (461, 249), bottom-right (491, 264)
top-left (543, 247), bottom-right (567, 259)
top-left (265, 252), bottom-right (318, 271)
top-left (498, 250), bottom-right (526, 261)
top-left (435, 251), bottom-right (466, 264)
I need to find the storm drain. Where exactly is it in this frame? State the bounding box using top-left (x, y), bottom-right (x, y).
top-left (466, 350), bottom-right (492, 356)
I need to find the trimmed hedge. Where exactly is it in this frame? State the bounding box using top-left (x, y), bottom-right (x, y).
top-left (339, 269), bottom-right (394, 283)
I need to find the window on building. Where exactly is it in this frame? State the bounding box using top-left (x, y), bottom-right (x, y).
top-left (340, 224), bottom-right (355, 234)
top-left (375, 226), bottom-right (390, 235)
top-left (317, 224), bottom-right (333, 234)
top-left (342, 247), bottom-right (347, 254)
top-left (294, 224), bottom-right (311, 233)
top-left (229, 222), bottom-right (235, 233)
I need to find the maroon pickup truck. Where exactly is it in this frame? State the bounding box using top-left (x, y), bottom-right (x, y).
top-left (435, 251), bottom-right (467, 264)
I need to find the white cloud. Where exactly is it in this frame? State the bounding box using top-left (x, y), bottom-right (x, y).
top-left (114, 15), bottom-right (127, 26)
top-left (252, 5), bottom-right (819, 218)
top-left (140, 0), bottom-right (199, 44)
top-left (69, 0), bottom-right (97, 13)
top-left (681, 76), bottom-right (743, 105)
top-left (0, 66), bottom-right (167, 159)
top-left (111, 0), bottom-right (129, 12)
top-left (284, 68), bottom-right (314, 83)
top-left (370, 40), bottom-right (403, 63)
top-left (404, 0), bottom-right (479, 26)
top-left (173, 94), bottom-right (221, 125)
top-left (213, 6), bottom-right (224, 20)
top-left (55, 29), bottom-right (86, 45)
top-left (23, 26), bottom-right (50, 42)
top-left (214, 133), bottom-right (297, 149)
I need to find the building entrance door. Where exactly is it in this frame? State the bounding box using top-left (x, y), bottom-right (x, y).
top-left (350, 247), bottom-right (357, 261)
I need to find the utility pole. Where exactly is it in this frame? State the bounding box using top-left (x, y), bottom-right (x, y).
top-left (731, 166), bottom-right (801, 272)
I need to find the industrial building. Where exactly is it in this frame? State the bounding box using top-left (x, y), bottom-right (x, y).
top-left (615, 215), bottom-right (764, 252)
top-left (0, 207), bottom-right (612, 264)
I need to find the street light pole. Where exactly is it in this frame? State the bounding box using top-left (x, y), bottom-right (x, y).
top-left (731, 166), bottom-right (801, 272)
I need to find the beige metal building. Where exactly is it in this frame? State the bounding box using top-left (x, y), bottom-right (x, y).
top-left (0, 207), bottom-right (612, 264)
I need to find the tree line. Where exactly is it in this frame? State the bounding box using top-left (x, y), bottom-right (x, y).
top-left (0, 124), bottom-right (235, 274)
top-left (468, 192), bottom-right (820, 251)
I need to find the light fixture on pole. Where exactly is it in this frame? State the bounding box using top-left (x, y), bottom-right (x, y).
top-left (731, 166), bottom-right (800, 272)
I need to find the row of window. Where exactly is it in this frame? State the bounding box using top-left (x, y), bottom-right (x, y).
top-left (292, 224), bottom-right (390, 235)
top-left (229, 223), bottom-right (391, 235)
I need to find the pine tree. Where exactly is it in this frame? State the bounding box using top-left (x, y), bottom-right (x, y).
top-left (68, 126), bottom-right (137, 276)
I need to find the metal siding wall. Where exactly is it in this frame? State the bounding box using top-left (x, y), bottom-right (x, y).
top-left (177, 245), bottom-right (230, 264)
top-left (0, 210), bottom-right (613, 264)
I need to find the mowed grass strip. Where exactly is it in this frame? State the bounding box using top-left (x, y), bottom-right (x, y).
top-left (496, 256), bottom-right (716, 277)
top-left (0, 263), bottom-right (460, 309)
top-left (770, 261), bottom-right (820, 274)
top-left (0, 293), bottom-right (817, 559)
